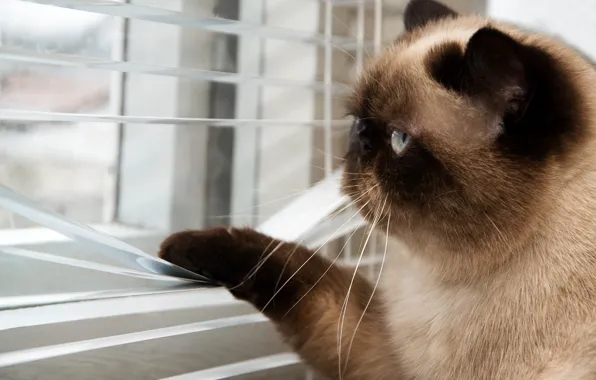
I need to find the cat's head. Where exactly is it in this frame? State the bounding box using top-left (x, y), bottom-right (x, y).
top-left (342, 0), bottom-right (593, 256)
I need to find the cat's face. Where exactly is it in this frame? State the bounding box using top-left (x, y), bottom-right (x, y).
top-left (342, 0), bottom-right (588, 253)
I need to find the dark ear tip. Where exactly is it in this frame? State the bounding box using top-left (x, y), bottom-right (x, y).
top-left (404, 0), bottom-right (422, 18)
top-left (404, 0), bottom-right (421, 28)
top-left (405, 0), bottom-right (458, 31)
top-left (466, 27), bottom-right (522, 62)
top-left (468, 27), bottom-right (518, 47)
top-left (463, 26), bottom-right (528, 103)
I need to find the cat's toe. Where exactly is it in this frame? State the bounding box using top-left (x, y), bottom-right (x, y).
top-left (158, 227), bottom-right (248, 287)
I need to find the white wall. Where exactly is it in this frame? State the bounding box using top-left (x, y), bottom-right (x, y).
top-left (488, 0), bottom-right (596, 60)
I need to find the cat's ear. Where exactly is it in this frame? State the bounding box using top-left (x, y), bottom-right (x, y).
top-left (463, 27), bottom-right (530, 120)
top-left (404, 0), bottom-right (458, 31)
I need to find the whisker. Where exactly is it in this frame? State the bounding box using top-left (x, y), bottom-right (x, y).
top-left (325, 184), bottom-right (377, 221)
top-left (338, 194), bottom-right (386, 378)
top-left (215, 188), bottom-right (322, 219)
top-left (344, 196), bottom-right (390, 372)
top-left (258, 200), bottom-right (371, 313)
top-left (206, 182), bottom-right (365, 222)
top-left (280, 201), bottom-right (373, 319)
top-left (209, 181), bottom-right (367, 221)
top-left (235, 185), bottom-right (376, 289)
top-left (327, 12), bottom-right (357, 61)
top-left (235, 238), bottom-right (290, 290)
top-left (311, 166), bottom-right (369, 177)
top-left (274, 238), bottom-right (304, 293)
top-left (313, 148), bottom-right (347, 162)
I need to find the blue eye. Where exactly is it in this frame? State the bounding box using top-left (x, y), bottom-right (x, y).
top-left (391, 130), bottom-right (411, 155)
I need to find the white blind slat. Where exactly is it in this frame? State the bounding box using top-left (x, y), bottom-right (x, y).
top-left (0, 314), bottom-right (267, 368)
top-left (304, 207), bottom-right (366, 248)
top-left (22, 0), bottom-right (365, 48)
top-left (0, 186), bottom-right (209, 283)
top-left (1, 288), bottom-right (238, 332)
top-left (0, 109), bottom-right (351, 127)
top-left (0, 286), bottom-right (204, 311)
top-left (0, 47), bottom-right (350, 93)
top-left (257, 169), bottom-right (348, 242)
top-left (162, 353), bottom-right (301, 380)
top-left (1, 247), bottom-right (186, 284)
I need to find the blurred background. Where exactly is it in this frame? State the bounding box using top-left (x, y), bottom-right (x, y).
top-left (0, 0), bottom-right (594, 379)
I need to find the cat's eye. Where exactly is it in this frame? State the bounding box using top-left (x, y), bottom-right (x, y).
top-left (391, 130), bottom-right (411, 155)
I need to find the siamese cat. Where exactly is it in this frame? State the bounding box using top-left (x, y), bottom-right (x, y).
top-left (159, 1), bottom-right (596, 378)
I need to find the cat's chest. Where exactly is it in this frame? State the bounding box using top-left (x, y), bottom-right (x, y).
top-left (381, 257), bottom-right (538, 379)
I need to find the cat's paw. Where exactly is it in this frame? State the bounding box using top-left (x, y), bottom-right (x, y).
top-left (158, 227), bottom-right (269, 292)
top-left (159, 227), bottom-right (332, 315)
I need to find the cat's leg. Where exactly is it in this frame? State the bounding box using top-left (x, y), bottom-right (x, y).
top-left (158, 227), bottom-right (399, 380)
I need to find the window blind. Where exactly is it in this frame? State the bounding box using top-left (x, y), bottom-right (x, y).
top-left (0, 0), bottom-right (387, 378)
top-left (0, 46), bottom-right (351, 93)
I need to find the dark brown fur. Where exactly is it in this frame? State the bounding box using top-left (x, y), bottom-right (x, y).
top-left (159, 1), bottom-right (596, 379)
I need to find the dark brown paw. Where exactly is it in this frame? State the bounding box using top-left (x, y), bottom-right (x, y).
top-left (159, 227), bottom-right (231, 285)
top-left (158, 227), bottom-right (327, 313)
top-left (158, 227), bottom-right (278, 300)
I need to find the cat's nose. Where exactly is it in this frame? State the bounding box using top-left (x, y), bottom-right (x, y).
top-left (349, 119), bottom-right (372, 152)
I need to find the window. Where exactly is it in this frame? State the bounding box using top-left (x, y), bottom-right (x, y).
top-left (0, 0), bottom-right (393, 378)
top-left (0, 0), bottom-right (122, 227)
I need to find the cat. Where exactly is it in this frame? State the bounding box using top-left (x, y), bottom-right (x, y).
top-left (158, 1), bottom-right (596, 379)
